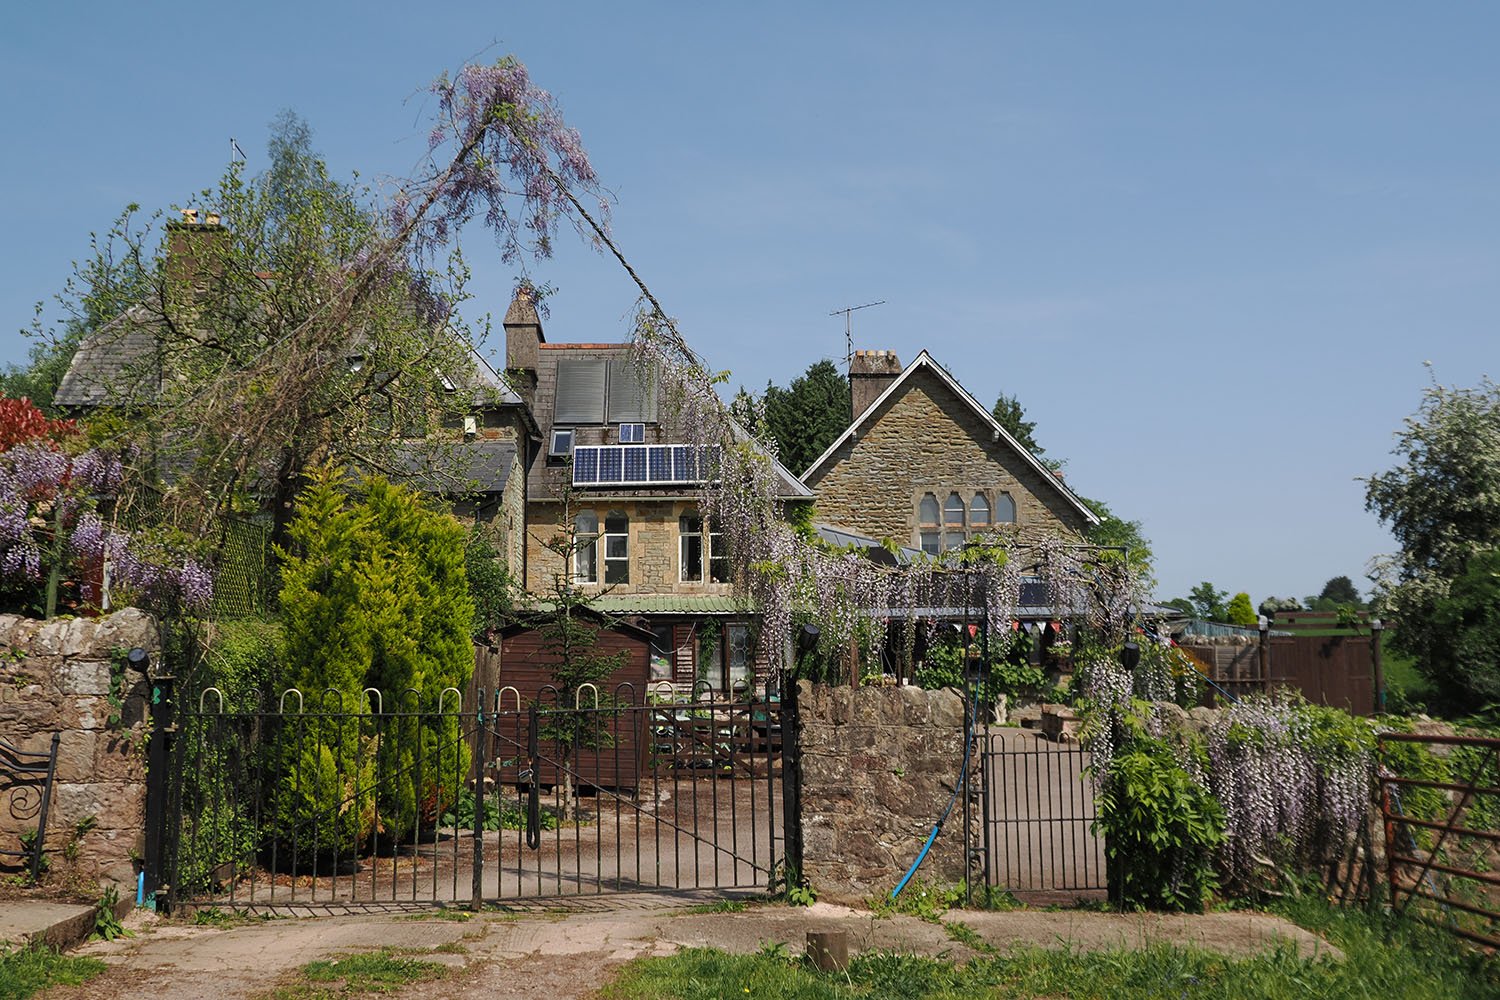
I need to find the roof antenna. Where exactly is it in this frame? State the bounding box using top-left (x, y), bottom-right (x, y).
top-left (230, 138), bottom-right (247, 163)
top-left (828, 300), bottom-right (886, 368)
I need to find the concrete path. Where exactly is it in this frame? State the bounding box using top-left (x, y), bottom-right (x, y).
top-left (26, 896), bottom-right (1339, 1000)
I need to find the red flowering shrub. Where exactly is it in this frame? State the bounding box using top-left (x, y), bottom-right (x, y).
top-left (0, 396), bottom-right (77, 452)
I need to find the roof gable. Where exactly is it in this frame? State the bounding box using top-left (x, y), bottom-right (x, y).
top-left (801, 351), bottom-right (1098, 526)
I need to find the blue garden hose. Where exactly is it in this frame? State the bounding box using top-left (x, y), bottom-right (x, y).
top-left (892, 677), bottom-right (979, 900)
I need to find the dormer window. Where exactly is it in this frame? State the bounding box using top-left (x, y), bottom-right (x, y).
top-left (549, 428), bottom-right (574, 457)
top-left (619, 422), bottom-right (645, 443)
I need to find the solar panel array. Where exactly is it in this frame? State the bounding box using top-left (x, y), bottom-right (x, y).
top-left (573, 445), bottom-right (720, 486)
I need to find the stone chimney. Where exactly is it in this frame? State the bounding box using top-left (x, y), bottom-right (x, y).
top-left (849, 350), bottom-right (901, 422)
top-left (165, 209), bottom-right (230, 304)
top-left (504, 286), bottom-right (546, 405)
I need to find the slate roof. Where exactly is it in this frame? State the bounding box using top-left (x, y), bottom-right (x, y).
top-left (393, 439), bottom-right (516, 494)
top-left (53, 307), bottom-right (160, 408)
top-left (526, 342), bottom-right (812, 502)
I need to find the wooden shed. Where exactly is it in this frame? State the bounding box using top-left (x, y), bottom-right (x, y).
top-left (481, 609), bottom-right (653, 793)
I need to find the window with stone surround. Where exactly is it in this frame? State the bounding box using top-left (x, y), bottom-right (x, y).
top-left (919, 493), bottom-right (941, 555)
top-left (970, 493), bottom-right (990, 527)
top-left (918, 489), bottom-right (1014, 552)
top-left (995, 491), bottom-right (1016, 523)
top-left (679, 512), bottom-right (729, 583)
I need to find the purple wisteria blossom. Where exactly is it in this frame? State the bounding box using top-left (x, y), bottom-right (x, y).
top-left (410, 57), bottom-right (608, 266)
top-left (0, 445), bottom-right (214, 615)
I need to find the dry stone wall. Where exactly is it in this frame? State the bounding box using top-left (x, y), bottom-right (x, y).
top-left (0, 609), bottom-right (158, 890)
top-left (795, 681), bottom-right (979, 900)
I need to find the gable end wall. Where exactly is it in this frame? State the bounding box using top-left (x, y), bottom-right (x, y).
top-left (807, 368), bottom-right (1089, 545)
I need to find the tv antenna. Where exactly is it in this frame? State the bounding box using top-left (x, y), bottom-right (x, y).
top-left (829, 300), bottom-right (886, 366)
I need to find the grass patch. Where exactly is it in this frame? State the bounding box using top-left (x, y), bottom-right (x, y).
top-left (676, 899), bottom-right (749, 915)
top-left (601, 900), bottom-right (1499, 1000)
top-left (393, 907), bottom-right (471, 922)
top-left (0, 945), bottom-right (105, 1000)
top-left (264, 948), bottom-right (447, 999)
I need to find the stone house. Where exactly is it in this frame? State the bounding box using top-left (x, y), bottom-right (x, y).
top-left (801, 349), bottom-right (1098, 554)
top-left (503, 291), bottom-right (813, 695)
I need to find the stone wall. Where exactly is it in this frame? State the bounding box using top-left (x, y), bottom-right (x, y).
top-left (525, 497), bottom-right (737, 598)
top-left (0, 610), bottom-right (158, 890)
top-left (795, 681), bottom-right (979, 900)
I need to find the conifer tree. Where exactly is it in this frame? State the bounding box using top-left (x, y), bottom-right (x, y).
top-left (275, 468), bottom-right (475, 852)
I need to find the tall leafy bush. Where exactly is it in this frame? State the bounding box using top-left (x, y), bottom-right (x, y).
top-left (275, 468), bottom-right (475, 854)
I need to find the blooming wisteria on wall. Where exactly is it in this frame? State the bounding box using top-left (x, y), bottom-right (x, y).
top-left (1079, 651), bottom-right (1376, 894)
top-left (0, 404), bottom-right (213, 616)
top-left (1205, 695), bottom-right (1374, 887)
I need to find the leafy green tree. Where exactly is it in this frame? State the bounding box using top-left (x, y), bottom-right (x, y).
top-left (56, 112), bottom-right (490, 549)
top-left (275, 468), bottom-right (475, 850)
top-left (1304, 575), bottom-right (1363, 611)
top-left (991, 392), bottom-right (1043, 456)
top-left (465, 522), bottom-right (516, 638)
top-left (1081, 497), bottom-right (1155, 591)
top-left (762, 360), bottom-right (851, 474)
top-left (1186, 582), bottom-right (1229, 622)
top-left (1365, 375), bottom-right (1500, 708)
top-left (528, 494), bottom-right (631, 819)
top-left (1225, 592), bottom-right (1257, 627)
top-left (1318, 575), bottom-right (1361, 605)
top-left (1428, 549), bottom-right (1500, 708)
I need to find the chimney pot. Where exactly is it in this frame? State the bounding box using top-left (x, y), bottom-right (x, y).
top-left (181, 208), bottom-right (198, 224)
top-left (206, 212), bottom-right (221, 226)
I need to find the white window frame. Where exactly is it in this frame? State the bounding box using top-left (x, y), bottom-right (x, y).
top-left (618, 422), bottom-right (645, 443)
top-left (550, 427), bottom-right (574, 457)
top-left (679, 514), bottom-right (704, 583)
top-left (603, 509), bottom-right (629, 584)
top-left (573, 510), bottom-right (598, 584)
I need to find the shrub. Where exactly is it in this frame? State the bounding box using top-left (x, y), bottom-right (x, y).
top-left (275, 468), bottom-right (475, 853)
top-left (1096, 735), bottom-right (1224, 911)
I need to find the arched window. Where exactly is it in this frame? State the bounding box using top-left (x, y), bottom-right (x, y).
top-left (944, 492), bottom-right (965, 527)
top-left (970, 493), bottom-right (990, 527)
top-left (604, 510), bottom-right (629, 584)
top-left (573, 511), bottom-right (598, 583)
top-left (918, 493), bottom-right (941, 555)
top-left (995, 492), bottom-right (1016, 523)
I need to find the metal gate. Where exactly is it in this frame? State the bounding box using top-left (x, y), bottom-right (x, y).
top-left (980, 728), bottom-right (1106, 900)
top-left (476, 687), bottom-right (785, 899)
top-left (151, 683), bottom-right (786, 913)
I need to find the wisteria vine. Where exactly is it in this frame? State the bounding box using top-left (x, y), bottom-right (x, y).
top-left (0, 425), bottom-right (213, 614)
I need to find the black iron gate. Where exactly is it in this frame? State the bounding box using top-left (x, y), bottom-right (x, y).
top-left (980, 728), bottom-right (1106, 900)
top-left (152, 684), bottom-right (787, 913)
top-left (476, 686), bottom-right (785, 899)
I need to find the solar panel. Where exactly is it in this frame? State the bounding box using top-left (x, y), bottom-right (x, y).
top-left (573, 448), bottom-right (598, 483)
top-left (623, 446), bottom-right (647, 481)
top-left (571, 444), bottom-right (722, 486)
top-left (648, 446), bottom-right (671, 482)
top-left (599, 446), bottom-right (623, 482)
top-left (673, 446), bottom-right (696, 482)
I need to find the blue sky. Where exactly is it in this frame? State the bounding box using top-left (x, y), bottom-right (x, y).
top-left (4, 2), bottom-right (1497, 607)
